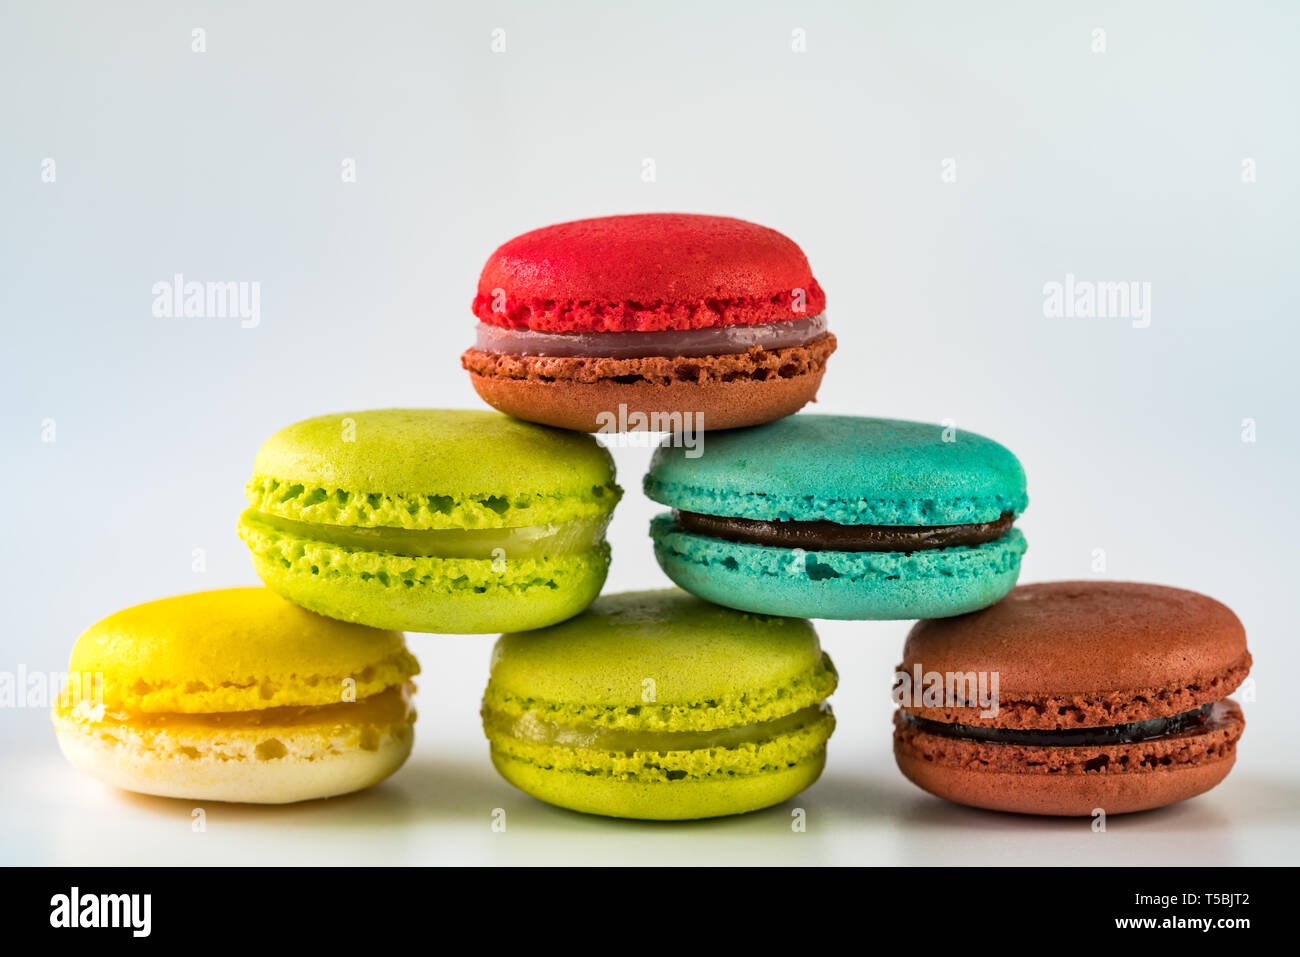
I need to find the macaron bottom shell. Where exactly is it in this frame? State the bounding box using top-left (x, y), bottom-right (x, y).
top-left (649, 514), bottom-right (1026, 620)
top-left (489, 748), bottom-right (828, 821)
top-left (241, 518), bottom-right (610, 633)
top-left (893, 700), bottom-right (1244, 816)
top-left (52, 686), bottom-right (416, 805)
top-left (483, 694), bottom-right (835, 820)
top-left (464, 348), bottom-right (831, 433)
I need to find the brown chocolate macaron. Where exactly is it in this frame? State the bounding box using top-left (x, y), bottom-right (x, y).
top-left (893, 581), bottom-right (1250, 816)
top-left (461, 213), bottom-right (836, 432)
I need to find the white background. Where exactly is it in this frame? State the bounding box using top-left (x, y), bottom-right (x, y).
top-left (2, 1), bottom-right (1297, 865)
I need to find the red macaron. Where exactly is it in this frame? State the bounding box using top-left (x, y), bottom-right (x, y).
top-left (893, 581), bottom-right (1250, 816)
top-left (461, 213), bottom-right (836, 431)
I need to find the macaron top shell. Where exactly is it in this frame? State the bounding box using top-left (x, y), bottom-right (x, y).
top-left (645, 415), bottom-right (1028, 526)
top-left (473, 213), bottom-right (826, 333)
top-left (902, 581), bottom-right (1249, 702)
top-left (486, 589), bottom-right (830, 717)
top-left (247, 408), bottom-right (620, 530)
top-left (68, 588), bottom-right (419, 714)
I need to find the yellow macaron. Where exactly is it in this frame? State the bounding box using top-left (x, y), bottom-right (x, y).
top-left (52, 587), bottom-right (419, 804)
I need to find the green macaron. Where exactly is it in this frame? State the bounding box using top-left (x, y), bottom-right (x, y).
top-left (238, 409), bottom-right (622, 633)
top-left (481, 589), bottom-right (837, 820)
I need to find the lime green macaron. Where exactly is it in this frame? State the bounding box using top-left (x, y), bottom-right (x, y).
top-left (482, 589), bottom-right (837, 820)
top-left (238, 409), bottom-right (622, 633)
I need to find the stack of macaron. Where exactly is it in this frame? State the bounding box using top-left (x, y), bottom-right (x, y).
top-left (54, 212), bottom-right (1249, 821)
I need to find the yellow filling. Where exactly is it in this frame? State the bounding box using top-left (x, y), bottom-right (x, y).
top-left (242, 509), bottom-right (610, 559)
top-left (484, 703), bottom-right (829, 753)
top-left (59, 681), bottom-right (414, 733)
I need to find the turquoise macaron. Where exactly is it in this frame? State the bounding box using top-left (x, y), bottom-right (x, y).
top-left (644, 415), bottom-right (1028, 620)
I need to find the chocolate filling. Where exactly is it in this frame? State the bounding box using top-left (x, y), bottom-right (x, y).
top-left (901, 704), bottom-right (1214, 747)
top-left (673, 510), bottom-right (1015, 552)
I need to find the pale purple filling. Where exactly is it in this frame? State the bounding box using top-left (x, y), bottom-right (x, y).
top-left (474, 314), bottom-right (829, 359)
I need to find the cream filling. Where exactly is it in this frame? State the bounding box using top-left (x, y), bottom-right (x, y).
top-left (485, 704), bottom-right (830, 753)
top-left (242, 509), bottom-right (610, 560)
top-left (474, 314), bottom-right (829, 358)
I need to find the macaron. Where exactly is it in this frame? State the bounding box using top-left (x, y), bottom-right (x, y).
top-left (461, 213), bottom-right (836, 432)
top-left (644, 415), bottom-right (1028, 620)
top-left (893, 581), bottom-right (1251, 816)
top-left (238, 409), bottom-right (621, 633)
top-left (481, 589), bottom-right (837, 820)
top-left (52, 588), bottom-right (420, 804)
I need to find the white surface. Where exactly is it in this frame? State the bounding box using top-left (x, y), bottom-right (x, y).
top-left (2, 0), bottom-right (1298, 865)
